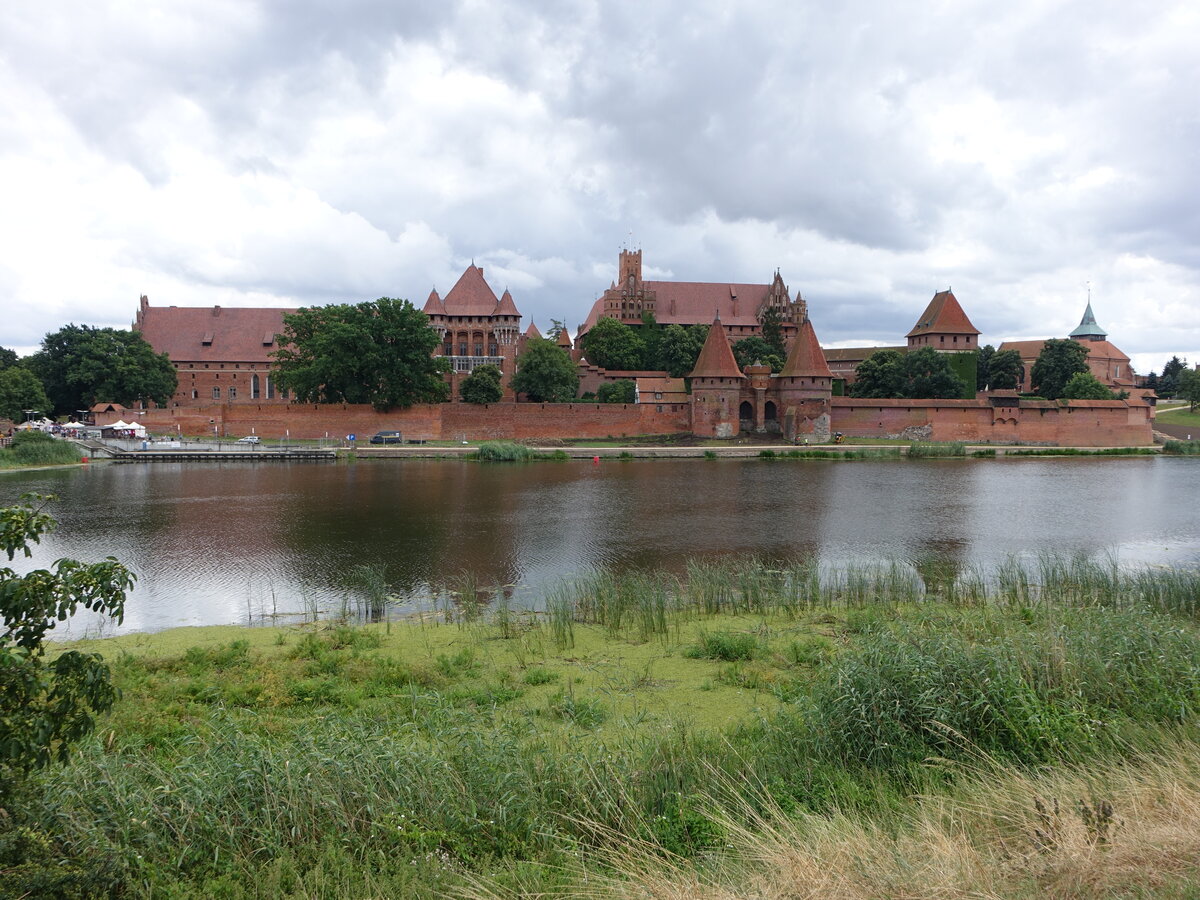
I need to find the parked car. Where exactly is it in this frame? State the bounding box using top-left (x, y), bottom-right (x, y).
top-left (370, 430), bottom-right (402, 444)
top-left (236, 435), bottom-right (261, 444)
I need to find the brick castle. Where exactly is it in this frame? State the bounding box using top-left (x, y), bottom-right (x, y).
top-left (124, 250), bottom-right (1155, 446)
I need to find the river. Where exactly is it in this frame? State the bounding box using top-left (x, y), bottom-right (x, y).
top-left (3, 456), bottom-right (1198, 637)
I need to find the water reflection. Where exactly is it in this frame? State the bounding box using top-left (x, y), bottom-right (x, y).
top-left (2, 456), bottom-right (1197, 637)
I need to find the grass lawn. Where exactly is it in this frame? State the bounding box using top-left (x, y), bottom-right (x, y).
top-left (1156, 406), bottom-right (1200, 427)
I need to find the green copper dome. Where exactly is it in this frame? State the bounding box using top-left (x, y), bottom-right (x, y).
top-left (1069, 301), bottom-right (1107, 340)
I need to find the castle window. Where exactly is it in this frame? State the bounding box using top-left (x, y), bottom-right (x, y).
top-left (251, 375), bottom-right (260, 399)
top-left (191, 390), bottom-right (198, 400)
top-left (228, 387), bottom-right (237, 400)
top-left (474, 343), bottom-right (483, 356)
top-left (489, 343), bottom-right (497, 356)
top-left (444, 342), bottom-right (452, 355)
top-left (459, 343), bottom-right (467, 356)
top-left (266, 377), bottom-right (275, 400)
top-left (212, 387), bottom-right (221, 400)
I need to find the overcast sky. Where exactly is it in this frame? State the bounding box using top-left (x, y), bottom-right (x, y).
top-left (2, 1), bottom-right (1197, 374)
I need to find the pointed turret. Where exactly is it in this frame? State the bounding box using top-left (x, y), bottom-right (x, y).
top-left (524, 321), bottom-right (542, 340)
top-left (1069, 300), bottom-right (1107, 341)
top-left (495, 288), bottom-right (520, 317)
top-left (779, 317), bottom-right (833, 378)
top-left (689, 317), bottom-right (745, 379)
top-left (422, 288), bottom-right (445, 315)
top-left (556, 327), bottom-right (573, 349)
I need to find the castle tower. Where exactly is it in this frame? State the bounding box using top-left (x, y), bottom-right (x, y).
top-left (688, 315), bottom-right (745, 438)
top-left (774, 316), bottom-right (833, 441)
top-left (906, 289), bottom-right (980, 352)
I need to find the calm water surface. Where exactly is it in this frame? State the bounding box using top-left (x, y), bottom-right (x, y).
top-left (3, 456), bottom-right (1198, 636)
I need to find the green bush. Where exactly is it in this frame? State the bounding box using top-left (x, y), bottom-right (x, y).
top-left (475, 441), bottom-right (533, 461)
top-left (597, 380), bottom-right (636, 404)
top-left (807, 607), bottom-right (1200, 767)
top-left (1164, 440), bottom-right (1200, 455)
top-left (684, 630), bottom-right (758, 661)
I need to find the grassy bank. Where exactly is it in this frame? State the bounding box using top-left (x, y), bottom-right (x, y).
top-left (1155, 406), bottom-right (1200, 428)
top-left (9, 557), bottom-right (1200, 898)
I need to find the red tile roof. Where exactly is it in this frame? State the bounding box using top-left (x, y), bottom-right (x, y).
top-left (581, 280), bottom-right (778, 331)
top-left (556, 327), bottom-right (573, 348)
top-left (422, 289), bottom-right (445, 315)
top-left (442, 265), bottom-right (500, 316)
top-left (495, 288), bottom-right (521, 317)
top-left (998, 339), bottom-right (1130, 364)
top-left (524, 322), bottom-right (541, 339)
top-left (779, 318), bottom-right (833, 378)
top-left (906, 290), bottom-right (980, 337)
top-left (689, 317), bottom-right (745, 379)
top-left (822, 345), bottom-right (906, 362)
top-left (136, 302), bottom-right (294, 363)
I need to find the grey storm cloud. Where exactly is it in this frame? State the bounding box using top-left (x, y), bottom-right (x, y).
top-left (1, 0), bottom-right (1198, 372)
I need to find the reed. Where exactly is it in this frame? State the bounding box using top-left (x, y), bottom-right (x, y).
top-left (0, 430), bottom-right (81, 467)
top-left (1163, 439), bottom-right (1200, 455)
top-left (473, 440), bottom-right (533, 461)
top-left (907, 440), bottom-right (966, 458)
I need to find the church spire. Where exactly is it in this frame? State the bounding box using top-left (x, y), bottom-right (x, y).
top-left (1069, 294), bottom-right (1107, 342)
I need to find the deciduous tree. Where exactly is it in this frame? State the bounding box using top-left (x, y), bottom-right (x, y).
top-left (0, 367), bottom-right (50, 422)
top-left (732, 336), bottom-right (783, 373)
top-left (659, 324), bottom-right (708, 378)
top-left (1061, 371), bottom-right (1117, 400)
top-left (1177, 367), bottom-right (1200, 412)
top-left (1030, 339), bottom-right (1090, 400)
top-left (511, 339), bottom-right (578, 402)
top-left (1, 496), bottom-right (132, 796)
top-left (27, 325), bottom-right (178, 415)
top-left (597, 379), bottom-right (636, 403)
top-left (580, 317), bottom-right (645, 371)
top-left (986, 349), bottom-right (1023, 391)
top-left (850, 348), bottom-right (967, 399)
top-left (459, 364), bottom-right (504, 404)
top-left (849, 349), bottom-right (905, 398)
top-left (898, 347), bottom-right (968, 399)
top-left (273, 299), bottom-right (449, 411)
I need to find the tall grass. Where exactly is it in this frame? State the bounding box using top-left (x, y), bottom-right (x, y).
top-left (1006, 446), bottom-right (1157, 456)
top-left (0, 430), bottom-right (81, 467)
top-left (1163, 439), bottom-right (1200, 455)
top-left (907, 441), bottom-right (966, 458)
top-left (474, 440), bottom-right (533, 461)
top-left (484, 743), bottom-right (1200, 900)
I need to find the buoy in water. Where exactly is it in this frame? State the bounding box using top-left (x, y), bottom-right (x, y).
top-left (593, 456), bottom-right (600, 464)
